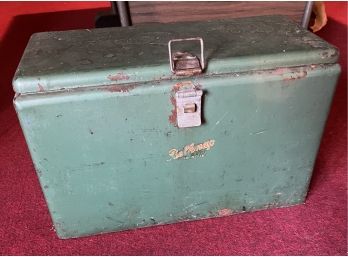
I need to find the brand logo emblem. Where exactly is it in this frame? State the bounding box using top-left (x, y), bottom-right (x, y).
top-left (168, 139), bottom-right (215, 160)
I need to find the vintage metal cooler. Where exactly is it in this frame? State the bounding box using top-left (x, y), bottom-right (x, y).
top-left (13, 15), bottom-right (340, 239)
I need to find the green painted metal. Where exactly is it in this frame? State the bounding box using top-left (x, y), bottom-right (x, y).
top-left (13, 15), bottom-right (337, 94)
top-left (13, 15), bottom-right (340, 239)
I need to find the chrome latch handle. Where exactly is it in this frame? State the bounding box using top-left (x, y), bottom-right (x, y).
top-left (168, 37), bottom-right (205, 76)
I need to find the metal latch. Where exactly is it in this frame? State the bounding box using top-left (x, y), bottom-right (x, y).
top-left (168, 37), bottom-right (205, 76)
top-left (175, 82), bottom-right (203, 128)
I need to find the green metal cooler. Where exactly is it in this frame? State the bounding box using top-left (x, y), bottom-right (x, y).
top-left (13, 15), bottom-right (340, 239)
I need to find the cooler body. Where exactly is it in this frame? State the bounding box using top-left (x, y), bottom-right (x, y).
top-left (13, 16), bottom-right (341, 239)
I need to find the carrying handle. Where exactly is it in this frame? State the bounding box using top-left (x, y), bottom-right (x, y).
top-left (168, 37), bottom-right (205, 73)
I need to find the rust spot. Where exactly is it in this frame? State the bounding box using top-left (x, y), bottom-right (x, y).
top-left (169, 92), bottom-right (178, 126)
top-left (257, 66), bottom-right (309, 82)
top-left (175, 68), bottom-right (202, 77)
top-left (37, 83), bottom-right (45, 92)
top-left (172, 81), bottom-right (195, 92)
top-left (270, 67), bottom-right (289, 76)
top-left (107, 72), bottom-right (129, 81)
top-left (153, 74), bottom-right (174, 82)
top-left (217, 208), bottom-right (233, 216)
top-left (169, 101), bottom-right (177, 126)
top-left (106, 84), bottom-right (136, 92)
top-left (172, 52), bottom-right (203, 76)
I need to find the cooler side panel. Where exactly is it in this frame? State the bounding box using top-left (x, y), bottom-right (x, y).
top-left (14, 64), bottom-right (340, 238)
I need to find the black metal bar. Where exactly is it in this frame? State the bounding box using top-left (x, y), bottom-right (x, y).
top-left (95, 2), bottom-right (121, 28)
top-left (111, 1), bottom-right (118, 15)
top-left (301, 1), bottom-right (314, 29)
top-left (117, 1), bottom-right (131, 27)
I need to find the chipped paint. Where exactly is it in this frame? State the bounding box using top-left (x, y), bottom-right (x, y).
top-left (169, 95), bottom-right (177, 126)
top-left (283, 70), bottom-right (307, 81)
top-left (12, 15), bottom-right (341, 240)
top-left (320, 49), bottom-right (339, 59)
top-left (217, 208), bottom-right (233, 216)
top-left (172, 81), bottom-right (197, 92)
top-left (254, 66), bottom-right (310, 82)
top-left (271, 67), bottom-right (289, 76)
top-left (37, 83), bottom-right (45, 92)
top-left (107, 72), bottom-right (130, 81)
top-left (301, 36), bottom-right (327, 48)
top-left (105, 84), bottom-right (136, 93)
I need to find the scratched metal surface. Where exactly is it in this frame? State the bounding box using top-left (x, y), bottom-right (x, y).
top-left (13, 15), bottom-right (341, 239)
top-left (13, 15), bottom-right (338, 94)
top-left (14, 63), bottom-right (340, 239)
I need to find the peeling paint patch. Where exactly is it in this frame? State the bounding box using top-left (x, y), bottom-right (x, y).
top-left (106, 84), bottom-right (136, 93)
top-left (320, 49), bottom-right (338, 59)
top-left (271, 68), bottom-right (289, 76)
top-left (283, 70), bottom-right (307, 81)
top-left (172, 81), bottom-right (197, 92)
top-left (154, 74), bottom-right (173, 82)
top-left (301, 36), bottom-right (327, 48)
top-left (169, 95), bottom-right (177, 126)
top-left (256, 66), bottom-right (310, 82)
top-left (37, 83), bottom-right (45, 92)
top-left (107, 72), bottom-right (129, 81)
top-left (217, 208), bottom-right (233, 216)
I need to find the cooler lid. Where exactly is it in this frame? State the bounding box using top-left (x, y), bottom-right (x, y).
top-left (13, 15), bottom-right (339, 94)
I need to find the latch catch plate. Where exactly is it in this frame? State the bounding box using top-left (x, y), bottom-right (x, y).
top-left (175, 82), bottom-right (203, 128)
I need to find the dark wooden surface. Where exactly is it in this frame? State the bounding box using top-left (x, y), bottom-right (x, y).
top-left (129, 1), bottom-right (306, 25)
